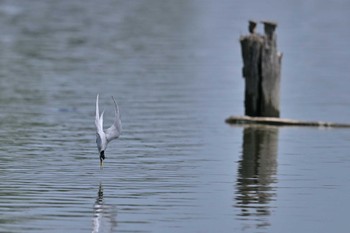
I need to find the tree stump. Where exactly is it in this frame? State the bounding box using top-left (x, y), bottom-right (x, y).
top-left (240, 21), bottom-right (282, 117)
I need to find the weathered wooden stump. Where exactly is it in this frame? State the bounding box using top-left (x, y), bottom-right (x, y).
top-left (240, 20), bottom-right (282, 117)
top-left (226, 21), bottom-right (350, 128)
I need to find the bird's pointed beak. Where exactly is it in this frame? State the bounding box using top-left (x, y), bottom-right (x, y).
top-left (100, 159), bottom-right (103, 168)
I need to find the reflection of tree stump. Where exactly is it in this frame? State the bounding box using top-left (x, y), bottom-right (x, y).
top-left (235, 126), bottom-right (278, 227)
top-left (240, 21), bottom-right (282, 117)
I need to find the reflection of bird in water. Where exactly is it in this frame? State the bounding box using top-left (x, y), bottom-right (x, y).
top-left (95, 94), bottom-right (122, 167)
top-left (92, 183), bottom-right (117, 233)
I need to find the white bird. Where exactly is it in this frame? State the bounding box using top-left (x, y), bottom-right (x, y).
top-left (95, 94), bottom-right (122, 166)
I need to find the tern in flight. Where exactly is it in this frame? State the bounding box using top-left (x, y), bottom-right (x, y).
top-left (95, 94), bottom-right (122, 166)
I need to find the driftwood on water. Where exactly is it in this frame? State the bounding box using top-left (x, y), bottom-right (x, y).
top-left (226, 116), bottom-right (350, 128)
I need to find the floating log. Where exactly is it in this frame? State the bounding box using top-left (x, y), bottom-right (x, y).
top-left (226, 116), bottom-right (350, 128)
top-left (240, 20), bottom-right (282, 117)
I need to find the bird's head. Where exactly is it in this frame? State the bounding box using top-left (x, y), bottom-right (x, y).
top-left (100, 150), bottom-right (105, 161)
top-left (96, 132), bottom-right (107, 166)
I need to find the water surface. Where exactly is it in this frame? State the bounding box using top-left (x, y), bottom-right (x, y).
top-left (1, 0), bottom-right (350, 232)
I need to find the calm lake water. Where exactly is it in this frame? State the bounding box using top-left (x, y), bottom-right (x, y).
top-left (1, 0), bottom-right (350, 232)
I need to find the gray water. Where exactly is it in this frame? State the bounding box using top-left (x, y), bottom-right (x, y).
top-left (1, 0), bottom-right (350, 232)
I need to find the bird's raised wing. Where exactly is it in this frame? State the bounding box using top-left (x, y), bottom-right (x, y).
top-left (95, 94), bottom-right (104, 133)
top-left (105, 96), bottom-right (122, 142)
